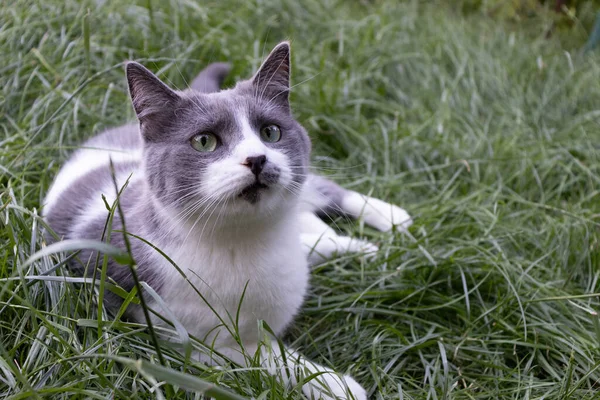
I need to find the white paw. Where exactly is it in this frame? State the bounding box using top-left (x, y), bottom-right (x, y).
top-left (338, 374), bottom-right (367, 400)
top-left (342, 237), bottom-right (379, 262)
top-left (302, 234), bottom-right (379, 265)
top-left (302, 373), bottom-right (367, 400)
top-left (378, 203), bottom-right (412, 233)
top-left (339, 236), bottom-right (379, 257)
top-left (342, 192), bottom-right (413, 233)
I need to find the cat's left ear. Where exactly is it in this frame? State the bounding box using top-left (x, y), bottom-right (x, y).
top-left (252, 41), bottom-right (291, 108)
top-left (126, 62), bottom-right (181, 123)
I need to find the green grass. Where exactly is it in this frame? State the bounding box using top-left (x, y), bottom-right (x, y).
top-left (2, 0), bottom-right (600, 398)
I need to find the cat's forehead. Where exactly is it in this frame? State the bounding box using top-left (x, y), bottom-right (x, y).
top-left (179, 90), bottom-right (236, 119)
top-left (180, 86), bottom-right (285, 122)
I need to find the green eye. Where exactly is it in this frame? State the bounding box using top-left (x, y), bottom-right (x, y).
top-left (260, 124), bottom-right (281, 143)
top-left (191, 133), bottom-right (218, 152)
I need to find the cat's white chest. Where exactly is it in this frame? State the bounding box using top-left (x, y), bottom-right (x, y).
top-left (148, 218), bottom-right (309, 346)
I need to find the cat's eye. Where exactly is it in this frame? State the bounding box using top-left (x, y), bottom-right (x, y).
top-left (260, 124), bottom-right (281, 143)
top-left (191, 133), bottom-right (218, 152)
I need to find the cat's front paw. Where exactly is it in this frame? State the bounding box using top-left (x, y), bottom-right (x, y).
top-left (343, 192), bottom-right (412, 233)
top-left (340, 237), bottom-right (379, 258)
top-left (378, 202), bottom-right (412, 233)
top-left (302, 373), bottom-right (367, 400)
top-left (302, 234), bottom-right (379, 265)
top-left (336, 375), bottom-right (367, 400)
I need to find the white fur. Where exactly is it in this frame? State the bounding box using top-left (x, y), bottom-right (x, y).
top-left (141, 211), bottom-right (308, 347)
top-left (140, 204), bottom-right (367, 399)
top-left (138, 116), bottom-right (366, 398)
top-left (235, 113), bottom-right (270, 159)
top-left (297, 178), bottom-right (380, 265)
top-left (70, 171), bottom-right (142, 237)
top-left (221, 340), bottom-right (367, 400)
top-left (298, 175), bottom-right (332, 213)
top-left (299, 211), bottom-right (378, 265)
top-left (44, 146), bottom-right (142, 214)
top-left (342, 191), bottom-right (413, 232)
top-left (298, 210), bottom-right (337, 236)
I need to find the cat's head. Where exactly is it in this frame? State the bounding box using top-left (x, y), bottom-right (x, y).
top-left (126, 42), bottom-right (311, 227)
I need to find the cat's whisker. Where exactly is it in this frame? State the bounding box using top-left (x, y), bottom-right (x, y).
top-left (173, 192), bottom-right (229, 235)
top-left (198, 195), bottom-right (228, 241)
top-left (155, 186), bottom-right (202, 205)
top-left (174, 63), bottom-right (191, 92)
top-left (164, 188), bottom-right (231, 238)
top-left (182, 193), bottom-right (224, 243)
top-left (285, 181), bottom-right (353, 232)
top-left (190, 96), bottom-right (211, 116)
top-left (287, 172), bottom-right (351, 181)
top-left (167, 175), bottom-right (243, 226)
top-left (168, 193), bottom-right (213, 227)
top-left (288, 164), bottom-right (365, 172)
top-left (179, 189), bottom-right (226, 222)
top-left (209, 196), bottom-right (231, 239)
top-left (263, 72), bottom-right (322, 111)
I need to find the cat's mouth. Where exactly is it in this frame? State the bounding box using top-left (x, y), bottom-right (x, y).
top-left (239, 182), bottom-right (269, 204)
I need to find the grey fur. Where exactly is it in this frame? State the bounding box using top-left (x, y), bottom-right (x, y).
top-left (44, 155), bottom-right (165, 306)
top-left (127, 63), bottom-right (180, 124)
top-left (251, 42), bottom-right (291, 108)
top-left (309, 175), bottom-right (348, 218)
top-left (191, 62), bottom-right (231, 93)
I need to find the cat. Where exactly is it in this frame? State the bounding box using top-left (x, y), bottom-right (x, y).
top-left (43, 42), bottom-right (412, 399)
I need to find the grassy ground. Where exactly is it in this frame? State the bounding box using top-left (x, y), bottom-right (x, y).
top-left (1, 0), bottom-right (600, 399)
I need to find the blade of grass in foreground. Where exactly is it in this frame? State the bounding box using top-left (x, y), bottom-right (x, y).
top-left (114, 356), bottom-right (248, 400)
top-left (18, 239), bottom-right (133, 271)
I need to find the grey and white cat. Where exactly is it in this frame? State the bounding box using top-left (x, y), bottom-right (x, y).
top-left (43, 42), bottom-right (412, 399)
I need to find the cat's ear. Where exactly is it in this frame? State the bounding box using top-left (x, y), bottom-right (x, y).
top-left (252, 41), bottom-right (291, 108)
top-left (126, 62), bottom-right (180, 122)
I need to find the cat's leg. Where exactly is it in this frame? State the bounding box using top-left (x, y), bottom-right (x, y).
top-left (299, 211), bottom-right (378, 266)
top-left (221, 341), bottom-right (367, 400)
top-left (302, 175), bottom-right (412, 233)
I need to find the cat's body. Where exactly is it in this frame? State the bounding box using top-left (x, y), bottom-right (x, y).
top-left (43, 43), bottom-right (411, 399)
top-left (44, 123), bottom-right (307, 349)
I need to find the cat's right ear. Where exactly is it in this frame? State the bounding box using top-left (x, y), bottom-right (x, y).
top-left (252, 42), bottom-right (291, 108)
top-left (126, 62), bottom-right (180, 123)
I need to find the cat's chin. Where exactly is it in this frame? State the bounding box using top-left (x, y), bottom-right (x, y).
top-left (238, 182), bottom-right (269, 204)
top-left (225, 183), bottom-right (296, 219)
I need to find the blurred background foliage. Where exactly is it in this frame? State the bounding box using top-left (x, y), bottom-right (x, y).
top-left (457, 0), bottom-right (600, 46)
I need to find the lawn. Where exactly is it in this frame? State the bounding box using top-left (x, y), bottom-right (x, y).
top-left (1, 0), bottom-right (600, 399)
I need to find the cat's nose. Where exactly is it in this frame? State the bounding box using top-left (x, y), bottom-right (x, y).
top-left (243, 155), bottom-right (267, 177)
